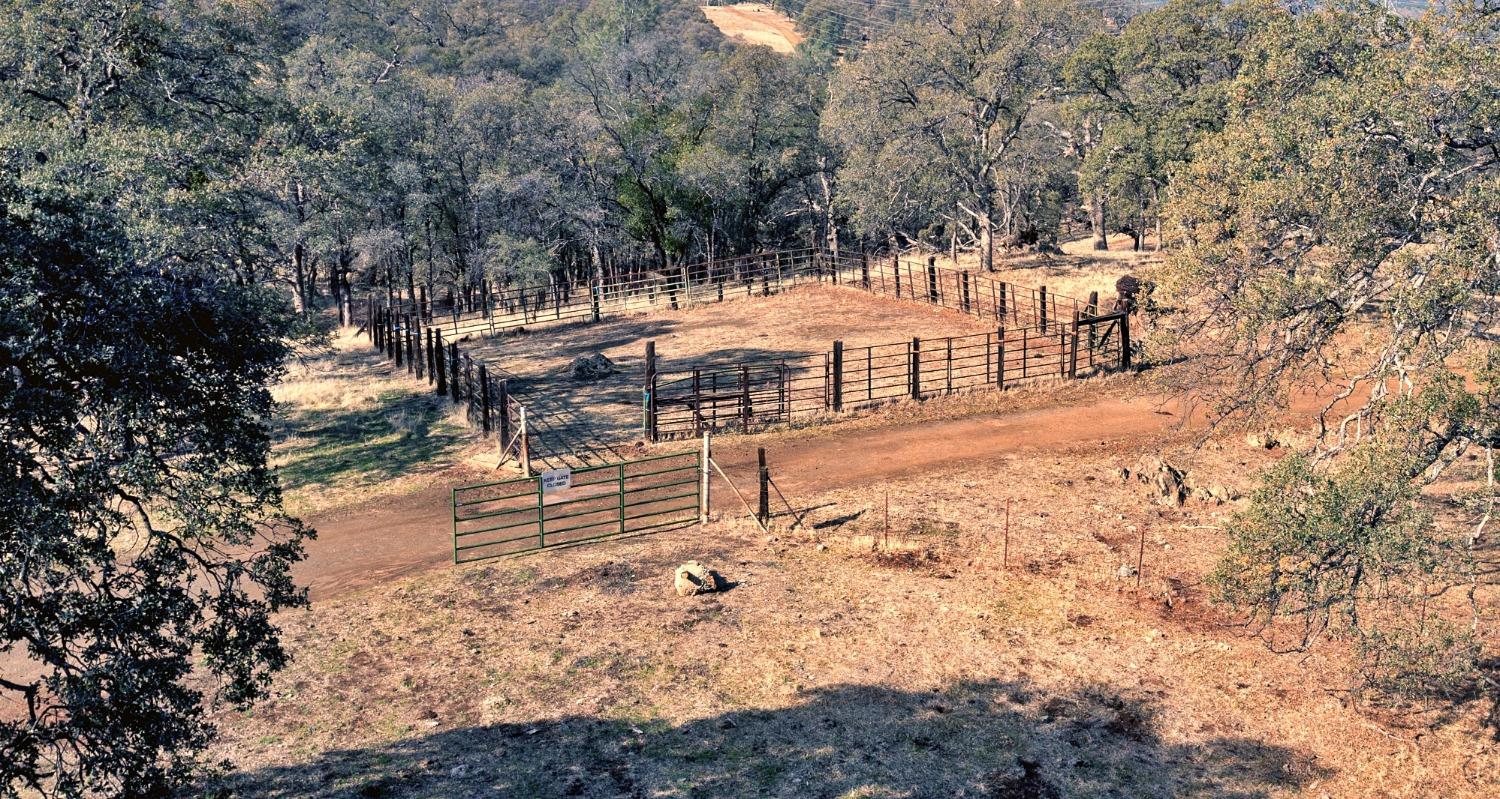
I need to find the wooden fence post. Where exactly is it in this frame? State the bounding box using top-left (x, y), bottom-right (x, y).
top-left (592, 279), bottom-right (602, 322)
top-left (831, 340), bottom-right (844, 412)
top-left (894, 255), bottom-right (902, 297)
top-left (449, 341), bottom-right (460, 402)
top-left (1039, 286), bottom-right (1049, 333)
top-left (997, 281), bottom-right (1007, 322)
top-left (434, 332), bottom-right (447, 396)
top-left (996, 327), bottom-right (1007, 387)
top-left (910, 337), bottom-right (922, 401)
top-left (861, 254), bottom-right (870, 290)
top-left (644, 341), bottom-right (657, 442)
top-left (757, 447), bottom-right (770, 526)
top-left (1119, 313), bottom-right (1132, 370)
top-left (410, 316), bottom-right (420, 375)
top-left (425, 327), bottom-right (435, 384)
top-left (479, 363), bottom-right (492, 434)
top-left (927, 256), bottom-right (938, 304)
top-left (961, 271), bottom-right (971, 314)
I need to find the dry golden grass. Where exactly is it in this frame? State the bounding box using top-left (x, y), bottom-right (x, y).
top-left (463, 283), bottom-right (1003, 456)
top-left (210, 422), bottom-right (1499, 798)
top-left (918, 236), bottom-right (1161, 309)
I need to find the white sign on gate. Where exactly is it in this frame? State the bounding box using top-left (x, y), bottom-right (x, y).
top-left (540, 467), bottom-right (573, 494)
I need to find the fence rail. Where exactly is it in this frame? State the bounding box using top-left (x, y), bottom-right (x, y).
top-left (367, 247), bottom-right (1131, 464)
top-left (380, 247), bottom-right (842, 340)
top-left (646, 312), bottom-right (1129, 440)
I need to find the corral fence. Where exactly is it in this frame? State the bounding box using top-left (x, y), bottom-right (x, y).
top-left (369, 307), bottom-right (543, 471)
top-left (645, 312), bottom-right (1129, 440)
top-left (372, 247), bottom-right (1107, 341)
top-left (367, 246), bottom-right (1135, 461)
top-left (380, 247), bottom-right (842, 340)
top-left (450, 450), bottom-right (705, 562)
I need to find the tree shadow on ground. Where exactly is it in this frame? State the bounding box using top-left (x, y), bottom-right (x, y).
top-left (272, 389), bottom-right (467, 493)
top-left (215, 679), bottom-right (1329, 799)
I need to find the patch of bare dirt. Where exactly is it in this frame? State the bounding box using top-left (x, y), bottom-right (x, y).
top-left (701, 3), bottom-right (803, 54)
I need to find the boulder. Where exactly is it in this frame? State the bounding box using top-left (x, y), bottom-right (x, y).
top-left (568, 352), bottom-right (616, 381)
top-left (674, 561), bottom-right (720, 597)
top-left (1131, 455), bottom-right (1188, 506)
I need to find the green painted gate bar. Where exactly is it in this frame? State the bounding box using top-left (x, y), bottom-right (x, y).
top-left (450, 450), bottom-right (702, 563)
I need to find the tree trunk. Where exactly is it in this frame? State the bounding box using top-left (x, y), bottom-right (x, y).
top-left (291, 242), bottom-right (308, 315)
top-left (980, 213), bottom-right (995, 273)
top-left (1091, 194), bottom-right (1108, 251)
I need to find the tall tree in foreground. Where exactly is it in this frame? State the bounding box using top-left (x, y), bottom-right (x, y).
top-left (822, 0), bottom-right (1086, 268)
top-left (1157, 2), bottom-right (1499, 716)
top-left (0, 1), bottom-right (311, 794)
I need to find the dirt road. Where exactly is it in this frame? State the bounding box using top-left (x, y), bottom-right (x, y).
top-left (297, 392), bottom-right (1190, 600)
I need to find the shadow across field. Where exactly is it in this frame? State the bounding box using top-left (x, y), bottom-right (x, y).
top-left (217, 680), bottom-right (1328, 799)
top-left (273, 388), bottom-right (466, 493)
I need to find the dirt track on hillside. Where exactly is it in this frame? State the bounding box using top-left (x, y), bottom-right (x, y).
top-left (297, 392), bottom-right (1193, 600)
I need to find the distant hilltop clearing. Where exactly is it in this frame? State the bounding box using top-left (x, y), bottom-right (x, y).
top-left (701, 2), bottom-right (804, 53)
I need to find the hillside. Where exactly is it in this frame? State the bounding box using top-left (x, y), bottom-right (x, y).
top-left (701, 2), bottom-right (804, 53)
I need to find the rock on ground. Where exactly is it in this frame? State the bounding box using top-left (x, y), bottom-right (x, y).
top-left (1128, 455), bottom-right (1188, 506)
top-left (674, 561), bottom-right (720, 596)
top-left (569, 352), bottom-right (616, 380)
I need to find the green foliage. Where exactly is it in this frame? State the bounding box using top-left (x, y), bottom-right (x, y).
top-left (1064, 0), bottom-right (1272, 247)
top-left (1, 1), bottom-right (311, 795)
top-left (822, 0), bottom-right (1087, 267)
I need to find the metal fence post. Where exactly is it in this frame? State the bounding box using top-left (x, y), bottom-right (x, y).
top-left (757, 447), bottom-right (770, 526)
top-left (997, 327), bottom-right (1007, 387)
top-left (535, 471), bottom-right (545, 548)
top-left (700, 432), bottom-right (711, 525)
top-left (910, 337), bottom-right (921, 400)
top-left (618, 462), bottom-right (627, 537)
top-left (831, 340), bottom-right (844, 412)
top-left (644, 340), bottom-right (657, 442)
top-left (1069, 312), bottom-right (1081, 378)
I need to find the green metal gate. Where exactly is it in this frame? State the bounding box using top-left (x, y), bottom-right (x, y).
top-left (451, 450), bottom-right (703, 563)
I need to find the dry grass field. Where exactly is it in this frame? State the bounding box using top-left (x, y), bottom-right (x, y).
top-left (208, 418), bottom-right (1500, 798)
top-left (700, 3), bottom-right (804, 54)
top-left (233, 255), bottom-right (1498, 799)
top-left (921, 236), bottom-right (1157, 309)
